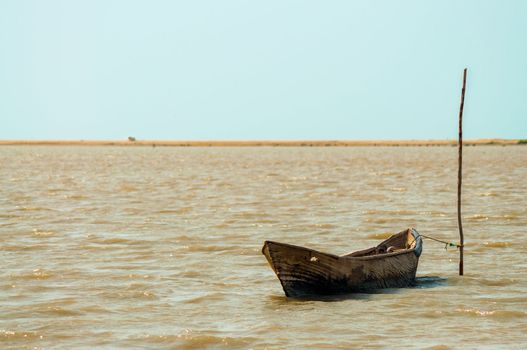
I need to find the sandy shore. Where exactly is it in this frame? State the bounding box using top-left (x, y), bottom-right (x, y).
top-left (0, 139), bottom-right (521, 146)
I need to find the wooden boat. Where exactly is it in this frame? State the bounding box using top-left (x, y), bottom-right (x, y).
top-left (262, 228), bottom-right (423, 297)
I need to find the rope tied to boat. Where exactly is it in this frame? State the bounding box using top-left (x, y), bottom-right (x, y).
top-left (419, 234), bottom-right (463, 250)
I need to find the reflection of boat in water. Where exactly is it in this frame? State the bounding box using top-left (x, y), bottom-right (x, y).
top-left (262, 228), bottom-right (423, 297)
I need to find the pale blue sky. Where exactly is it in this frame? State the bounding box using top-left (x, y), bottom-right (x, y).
top-left (1, 0), bottom-right (526, 140)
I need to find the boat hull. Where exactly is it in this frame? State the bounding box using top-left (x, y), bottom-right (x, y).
top-left (262, 229), bottom-right (422, 297)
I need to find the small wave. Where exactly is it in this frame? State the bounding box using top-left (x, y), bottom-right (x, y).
top-left (393, 210), bottom-right (417, 215)
top-left (479, 192), bottom-right (499, 197)
top-left (390, 187), bottom-right (407, 192)
top-left (449, 276), bottom-right (518, 287)
top-left (33, 229), bottom-right (55, 237)
top-left (478, 297), bottom-right (527, 303)
top-left (477, 277), bottom-right (518, 287)
top-left (231, 211), bottom-right (270, 219)
top-left (95, 289), bottom-right (157, 300)
top-left (365, 217), bottom-right (390, 224)
top-left (363, 209), bottom-right (416, 215)
top-left (466, 214), bottom-right (489, 221)
top-left (126, 282), bottom-right (153, 290)
top-left (362, 209), bottom-right (380, 215)
top-left (47, 187), bottom-right (66, 193)
top-left (0, 213), bottom-right (20, 219)
top-left (303, 223), bottom-right (337, 230)
top-left (183, 292), bottom-right (226, 304)
top-left (15, 206), bottom-right (54, 212)
top-left (91, 219), bottom-right (115, 225)
top-left (43, 306), bottom-right (82, 317)
top-left (429, 211), bottom-right (448, 217)
top-left (483, 241), bottom-right (510, 248)
top-left (1, 244), bottom-right (50, 252)
top-left (117, 184), bottom-right (138, 192)
top-left (131, 331), bottom-right (255, 348)
top-left (174, 235), bottom-right (198, 242)
top-left (455, 308), bottom-right (526, 318)
top-left (175, 270), bottom-right (205, 278)
top-left (87, 236), bottom-right (149, 245)
top-left (425, 308), bottom-right (526, 319)
top-left (182, 244), bottom-right (246, 253)
top-left (435, 187), bottom-right (450, 193)
top-left (212, 222), bottom-right (230, 229)
top-left (258, 219), bottom-right (279, 224)
top-left (422, 345), bottom-right (454, 350)
top-left (414, 276), bottom-right (448, 289)
top-left (0, 329), bottom-right (44, 341)
top-left (78, 305), bottom-right (113, 314)
top-left (132, 291), bottom-right (157, 299)
top-left (158, 207), bottom-right (193, 215)
top-left (12, 269), bottom-right (54, 281)
top-left (366, 232), bottom-right (394, 240)
top-left (66, 194), bottom-right (88, 200)
top-left (238, 247), bottom-right (261, 255)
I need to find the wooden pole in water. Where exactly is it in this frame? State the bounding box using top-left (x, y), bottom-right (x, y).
top-left (458, 68), bottom-right (467, 276)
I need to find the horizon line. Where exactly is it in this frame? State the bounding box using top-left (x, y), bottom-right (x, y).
top-left (0, 138), bottom-right (522, 147)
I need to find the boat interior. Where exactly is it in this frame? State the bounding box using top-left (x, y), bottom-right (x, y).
top-left (342, 228), bottom-right (418, 257)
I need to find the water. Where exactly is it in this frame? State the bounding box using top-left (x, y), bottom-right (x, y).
top-left (1, 145), bottom-right (526, 349)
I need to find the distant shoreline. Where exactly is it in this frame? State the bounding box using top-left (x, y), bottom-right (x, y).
top-left (0, 139), bottom-right (523, 146)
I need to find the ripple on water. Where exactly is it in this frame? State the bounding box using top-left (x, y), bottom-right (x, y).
top-left (466, 214), bottom-right (489, 221)
top-left (15, 206), bottom-right (56, 212)
top-left (448, 276), bottom-right (519, 287)
top-left (32, 229), bottom-right (56, 237)
top-left (95, 289), bottom-right (158, 301)
top-left (0, 329), bottom-right (45, 341)
top-left (366, 232), bottom-right (394, 240)
top-left (422, 345), bottom-right (454, 350)
top-left (182, 292), bottom-right (227, 304)
top-left (178, 244), bottom-right (248, 254)
top-left (421, 308), bottom-right (526, 320)
top-left (84, 235), bottom-right (151, 245)
top-left (455, 308), bottom-right (526, 318)
top-left (10, 269), bottom-right (55, 281)
top-left (1, 243), bottom-right (51, 252)
top-left (479, 191), bottom-right (499, 197)
top-left (482, 241), bottom-right (511, 248)
top-left (128, 332), bottom-right (257, 349)
top-left (157, 207), bottom-right (194, 215)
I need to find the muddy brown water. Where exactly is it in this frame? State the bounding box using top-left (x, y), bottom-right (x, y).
top-left (1, 146), bottom-right (526, 349)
